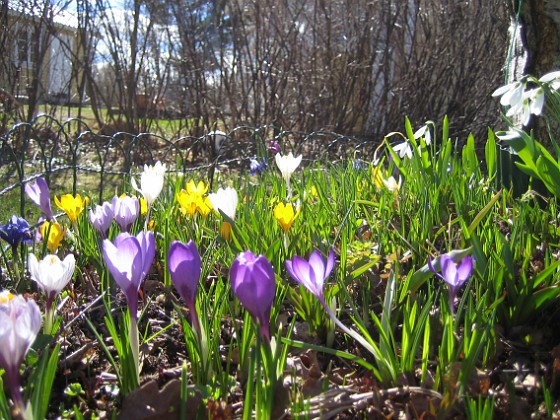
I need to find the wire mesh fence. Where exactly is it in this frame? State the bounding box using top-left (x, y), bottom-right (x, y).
top-left (0, 115), bottom-right (378, 215)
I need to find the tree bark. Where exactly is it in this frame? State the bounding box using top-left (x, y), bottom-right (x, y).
top-left (507, 1), bottom-right (560, 141)
top-left (511, 0), bottom-right (560, 77)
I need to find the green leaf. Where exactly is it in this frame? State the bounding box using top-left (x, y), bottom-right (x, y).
top-left (485, 129), bottom-right (497, 180)
top-left (30, 344), bottom-right (60, 420)
top-left (462, 133), bottom-right (477, 177)
top-left (467, 190), bottom-right (502, 237)
top-left (535, 154), bottom-right (560, 197)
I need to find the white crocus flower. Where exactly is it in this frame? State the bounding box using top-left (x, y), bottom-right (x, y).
top-left (208, 187), bottom-right (239, 240)
top-left (208, 187), bottom-right (239, 221)
top-left (131, 161), bottom-right (167, 208)
top-left (275, 152), bottom-right (302, 199)
top-left (275, 152), bottom-right (302, 184)
top-left (28, 253), bottom-right (75, 311)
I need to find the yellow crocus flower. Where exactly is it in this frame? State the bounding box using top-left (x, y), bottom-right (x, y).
top-left (54, 194), bottom-right (86, 224)
top-left (177, 184), bottom-right (213, 218)
top-left (40, 221), bottom-right (66, 252)
top-left (186, 180), bottom-right (209, 195)
top-left (274, 202), bottom-right (300, 232)
top-left (197, 196), bottom-right (213, 217)
top-left (177, 190), bottom-right (198, 216)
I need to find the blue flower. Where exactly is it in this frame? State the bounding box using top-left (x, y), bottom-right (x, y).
top-left (352, 159), bottom-right (366, 172)
top-left (0, 216), bottom-right (33, 248)
top-left (249, 157), bottom-right (268, 176)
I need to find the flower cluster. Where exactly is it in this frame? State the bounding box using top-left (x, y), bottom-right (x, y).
top-left (492, 71), bottom-right (560, 127)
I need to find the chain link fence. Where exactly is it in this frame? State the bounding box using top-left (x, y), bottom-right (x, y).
top-left (0, 116), bottom-right (378, 215)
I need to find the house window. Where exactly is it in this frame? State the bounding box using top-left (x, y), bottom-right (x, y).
top-left (15, 27), bottom-right (33, 67)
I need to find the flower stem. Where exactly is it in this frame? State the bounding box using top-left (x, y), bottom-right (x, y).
top-left (321, 299), bottom-right (378, 358)
top-left (144, 204), bottom-right (152, 232)
top-left (129, 314), bottom-right (140, 384)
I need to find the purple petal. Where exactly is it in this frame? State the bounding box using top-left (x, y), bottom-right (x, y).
top-left (325, 248), bottom-right (335, 279)
top-left (229, 251), bottom-right (276, 339)
top-left (137, 231), bottom-right (155, 280)
top-left (168, 240), bottom-right (201, 306)
top-left (25, 178), bottom-right (54, 220)
top-left (439, 255), bottom-right (459, 287)
top-left (253, 254), bottom-right (276, 305)
top-left (102, 234), bottom-right (143, 315)
top-left (286, 255), bottom-right (320, 297)
top-left (456, 256), bottom-right (474, 283)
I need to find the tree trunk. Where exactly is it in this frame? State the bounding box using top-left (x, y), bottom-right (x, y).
top-left (520, 1), bottom-right (560, 75)
top-left (507, 1), bottom-right (560, 140)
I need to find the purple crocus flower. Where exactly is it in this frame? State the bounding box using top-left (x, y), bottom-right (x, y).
top-left (89, 202), bottom-right (114, 238)
top-left (111, 195), bottom-right (139, 232)
top-left (285, 248), bottom-right (335, 307)
top-left (102, 231), bottom-right (155, 320)
top-left (249, 157), bottom-right (268, 176)
top-left (230, 251), bottom-right (276, 342)
top-left (167, 240), bottom-right (202, 335)
top-left (0, 291), bottom-right (42, 411)
top-left (24, 178), bottom-right (54, 220)
top-left (0, 215), bottom-right (33, 249)
top-left (267, 140), bottom-right (281, 156)
top-left (428, 254), bottom-right (475, 314)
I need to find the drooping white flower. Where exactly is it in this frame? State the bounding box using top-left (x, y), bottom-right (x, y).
top-left (393, 141), bottom-right (413, 159)
top-left (539, 70), bottom-right (560, 88)
top-left (492, 80), bottom-right (525, 108)
top-left (413, 125), bottom-right (431, 146)
top-left (496, 130), bottom-right (521, 142)
top-left (528, 87), bottom-right (545, 116)
top-left (208, 187), bottom-right (238, 220)
top-left (131, 161), bottom-right (166, 208)
top-left (493, 78), bottom-right (545, 127)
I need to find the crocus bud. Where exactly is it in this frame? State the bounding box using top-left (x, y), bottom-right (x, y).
top-left (24, 178), bottom-right (54, 220)
top-left (168, 240), bottom-right (202, 334)
top-left (230, 250), bottom-right (276, 342)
